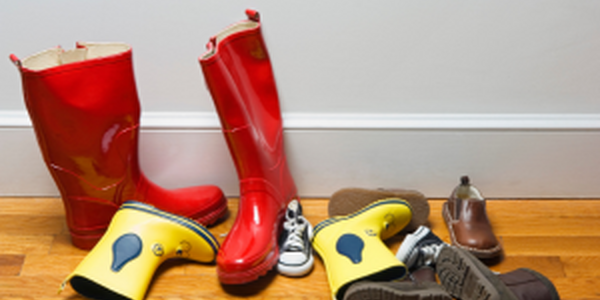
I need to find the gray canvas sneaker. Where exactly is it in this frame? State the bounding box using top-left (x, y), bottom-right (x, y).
top-left (396, 225), bottom-right (448, 271)
top-left (277, 199), bottom-right (314, 277)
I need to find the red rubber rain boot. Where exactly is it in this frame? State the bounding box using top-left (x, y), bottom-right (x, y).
top-left (199, 10), bottom-right (299, 284)
top-left (10, 42), bottom-right (228, 250)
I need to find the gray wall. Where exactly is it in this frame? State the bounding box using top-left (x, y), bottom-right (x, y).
top-left (3, 1), bottom-right (600, 114)
top-left (2, 1), bottom-right (600, 198)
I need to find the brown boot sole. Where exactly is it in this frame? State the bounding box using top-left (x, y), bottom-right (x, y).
top-left (329, 188), bottom-right (429, 233)
top-left (344, 281), bottom-right (451, 300)
top-left (436, 246), bottom-right (518, 300)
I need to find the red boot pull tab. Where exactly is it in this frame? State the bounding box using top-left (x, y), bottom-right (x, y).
top-left (208, 37), bottom-right (217, 49)
top-left (9, 54), bottom-right (22, 68)
top-left (245, 9), bottom-right (260, 22)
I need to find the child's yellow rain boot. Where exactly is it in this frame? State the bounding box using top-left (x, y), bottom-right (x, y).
top-left (312, 198), bottom-right (412, 300)
top-left (60, 201), bottom-right (220, 300)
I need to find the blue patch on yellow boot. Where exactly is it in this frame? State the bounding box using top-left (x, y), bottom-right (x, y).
top-left (336, 234), bottom-right (364, 264)
top-left (60, 201), bottom-right (219, 300)
top-left (312, 198), bottom-right (412, 300)
top-left (111, 233), bottom-right (142, 272)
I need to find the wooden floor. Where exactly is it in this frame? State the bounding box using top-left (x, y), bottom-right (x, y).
top-left (1, 197), bottom-right (599, 300)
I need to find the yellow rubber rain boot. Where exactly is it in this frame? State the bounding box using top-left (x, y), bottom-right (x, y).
top-left (312, 198), bottom-right (413, 300)
top-left (60, 201), bottom-right (219, 300)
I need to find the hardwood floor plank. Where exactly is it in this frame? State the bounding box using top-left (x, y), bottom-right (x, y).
top-left (0, 254), bottom-right (25, 276)
top-left (0, 298), bottom-right (72, 300)
top-left (1, 197), bottom-right (598, 299)
top-left (0, 234), bottom-right (53, 255)
top-left (561, 256), bottom-right (600, 277)
top-left (550, 277), bottom-right (600, 300)
top-left (486, 199), bottom-right (600, 217)
top-left (501, 236), bottom-right (600, 256)
top-left (488, 255), bottom-right (565, 277)
top-left (0, 275), bottom-right (73, 297)
top-left (490, 215), bottom-right (600, 236)
top-left (48, 235), bottom-right (89, 256)
top-left (20, 255), bottom-right (82, 276)
top-left (0, 216), bottom-right (65, 236)
top-left (0, 198), bottom-right (64, 216)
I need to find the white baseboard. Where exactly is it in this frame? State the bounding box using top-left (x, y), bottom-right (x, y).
top-left (2, 110), bottom-right (600, 198)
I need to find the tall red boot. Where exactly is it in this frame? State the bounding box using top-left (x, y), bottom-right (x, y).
top-left (199, 10), bottom-right (299, 284)
top-left (10, 42), bottom-right (228, 250)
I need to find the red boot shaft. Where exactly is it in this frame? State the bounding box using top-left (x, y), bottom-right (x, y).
top-left (200, 10), bottom-right (298, 284)
top-left (11, 43), bottom-right (227, 250)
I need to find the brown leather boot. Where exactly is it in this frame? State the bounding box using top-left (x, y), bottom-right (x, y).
top-left (499, 269), bottom-right (560, 300)
top-left (343, 280), bottom-right (451, 300)
top-left (437, 246), bottom-right (560, 300)
top-left (344, 267), bottom-right (451, 300)
top-left (409, 266), bottom-right (438, 283)
top-left (442, 176), bottom-right (502, 259)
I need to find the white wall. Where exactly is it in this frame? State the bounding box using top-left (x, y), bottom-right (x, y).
top-left (3, 1), bottom-right (600, 114)
top-left (1, 1), bottom-right (600, 198)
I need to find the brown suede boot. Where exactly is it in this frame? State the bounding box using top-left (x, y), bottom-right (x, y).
top-left (329, 188), bottom-right (429, 233)
top-left (437, 246), bottom-right (560, 300)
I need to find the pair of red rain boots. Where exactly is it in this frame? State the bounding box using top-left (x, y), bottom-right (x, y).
top-left (11, 9), bottom-right (296, 284)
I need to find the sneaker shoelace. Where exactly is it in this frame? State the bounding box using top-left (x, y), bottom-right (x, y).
top-left (282, 217), bottom-right (308, 252)
top-left (415, 243), bottom-right (447, 267)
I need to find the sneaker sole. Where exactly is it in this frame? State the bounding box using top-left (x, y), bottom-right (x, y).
top-left (277, 254), bottom-right (314, 277)
top-left (436, 246), bottom-right (518, 300)
top-left (328, 188), bottom-right (429, 232)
